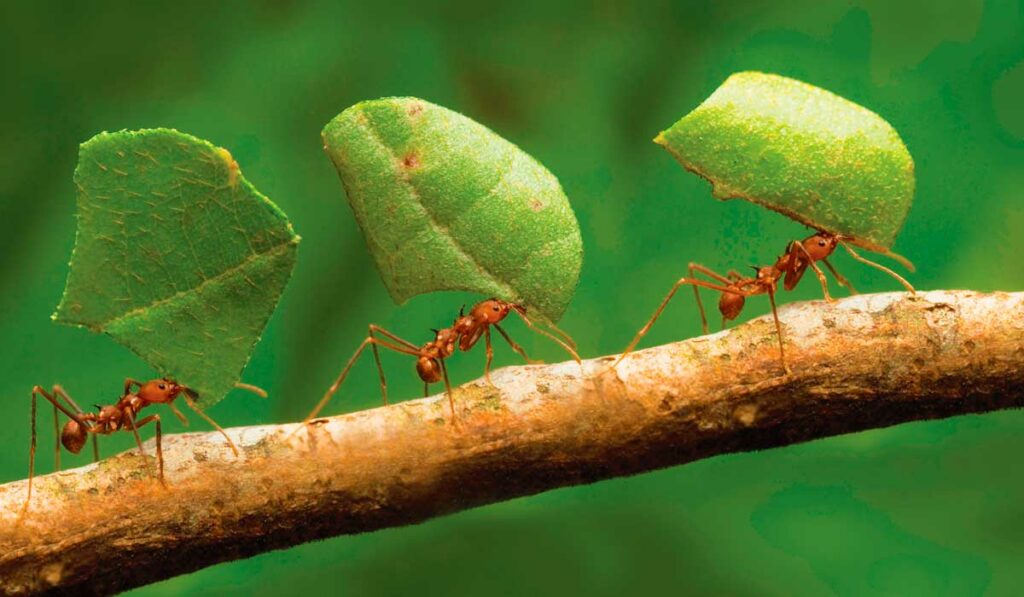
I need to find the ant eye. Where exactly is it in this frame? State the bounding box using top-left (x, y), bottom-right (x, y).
top-left (158, 383), bottom-right (166, 390)
top-left (818, 240), bottom-right (826, 247)
top-left (492, 306), bottom-right (499, 312)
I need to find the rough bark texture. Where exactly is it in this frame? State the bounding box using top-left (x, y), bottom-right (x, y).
top-left (1, 290), bottom-right (1021, 595)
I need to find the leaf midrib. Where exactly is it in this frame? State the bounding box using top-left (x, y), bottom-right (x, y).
top-left (82, 239), bottom-right (295, 331)
top-left (356, 112), bottom-right (519, 302)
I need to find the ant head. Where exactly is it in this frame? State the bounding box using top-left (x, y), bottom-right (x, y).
top-left (137, 378), bottom-right (187, 404)
top-left (471, 299), bottom-right (514, 324)
top-left (61, 419), bottom-right (88, 454)
top-left (804, 233), bottom-right (838, 261)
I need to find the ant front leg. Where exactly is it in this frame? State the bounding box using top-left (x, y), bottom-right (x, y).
top-left (181, 394), bottom-right (240, 457)
top-left (123, 378), bottom-right (143, 396)
top-left (822, 257), bottom-right (857, 294)
top-left (509, 310), bottom-right (582, 366)
top-left (839, 241), bottom-right (916, 293)
top-left (494, 323), bottom-right (541, 365)
top-left (791, 241), bottom-right (834, 302)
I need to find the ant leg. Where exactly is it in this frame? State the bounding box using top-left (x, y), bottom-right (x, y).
top-left (234, 382), bottom-right (268, 398)
top-left (839, 242), bottom-right (915, 293)
top-left (23, 386), bottom-right (91, 516)
top-left (123, 378), bottom-right (143, 396)
top-left (613, 277), bottom-right (745, 368)
top-left (134, 415), bottom-right (164, 485)
top-left (494, 323), bottom-right (541, 365)
top-left (22, 388), bottom-right (39, 517)
top-left (50, 385), bottom-right (87, 470)
top-left (484, 327), bottom-right (494, 384)
top-left (688, 263), bottom-right (733, 334)
top-left (766, 287), bottom-right (791, 375)
top-left (822, 257), bottom-right (858, 294)
top-left (791, 241), bottom-right (834, 302)
top-left (510, 310), bottom-right (582, 365)
top-left (52, 402), bottom-right (61, 472)
top-left (167, 402), bottom-right (189, 426)
top-left (123, 409), bottom-right (160, 483)
top-left (182, 394), bottom-right (240, 457)
top-left (423, 382), bottom-right (430, 398)
top-left (91, 435), bottom-right (99, 463)
top-left (366, 325), bottom-right (406, 406)
top-left (439, 358), bottom-right (456, 420)
top-left (544, 320), bottom-right (578, 351)
top-left (304, 334), bottom-right (422, 423)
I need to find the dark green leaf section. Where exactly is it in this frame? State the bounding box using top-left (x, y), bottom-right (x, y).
top-left (322, 97), bottom-right (582, 322)
top-left (55, 129), bottom-right (300, 406)
top-left (657, 71), bottom-right (915, 252)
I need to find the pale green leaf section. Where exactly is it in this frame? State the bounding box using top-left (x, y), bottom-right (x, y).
top-left (657, 71), bottom-right (915, 253)
top-left (55, 129), bottom-right (300, 406)
top-left (322, 97), bottom-right (582, 322)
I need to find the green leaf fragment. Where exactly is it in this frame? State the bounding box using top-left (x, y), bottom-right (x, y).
top-left (55, 129), bottom-right (300, 406)
top-left (322, 97), bottom-right (582, 323)
top-left (657, 71), bottom-right (915, 254)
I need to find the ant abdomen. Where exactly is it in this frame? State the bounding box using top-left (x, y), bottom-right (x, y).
top-left (416, 356), bottom-right (442, 384)
top-left (719, 292), bottom-right (745, 321)
top-left (61, 420), bottom-right (87, 454)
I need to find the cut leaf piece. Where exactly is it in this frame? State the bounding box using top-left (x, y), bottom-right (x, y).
top-left (657, 71), bottom-right (914, 256)
top-left (55, 129), bottom-right (300, 406)
top-left (322, 97), bottom-right (582, 323)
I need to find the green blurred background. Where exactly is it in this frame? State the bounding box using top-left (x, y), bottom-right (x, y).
top-left (2, 1), bottom-right (1022, 595)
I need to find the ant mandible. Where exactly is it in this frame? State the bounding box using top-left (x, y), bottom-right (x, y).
top-left (303, 298), bottom-right (581, 423)
top-left (22, 378), bottom-right (261, 515)
top-left (614, 230), bottom-right (915, 373)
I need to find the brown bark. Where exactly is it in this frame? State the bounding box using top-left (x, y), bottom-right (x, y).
top-left (1, 290), bottom-right (1021, 595)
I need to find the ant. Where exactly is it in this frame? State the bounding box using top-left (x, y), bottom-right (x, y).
top-left (614, 230), bottom-right (915, 372)
top-left (303, 298), bottom-right (580, 423)
top-left (22, 378), bottom-right (264, 515)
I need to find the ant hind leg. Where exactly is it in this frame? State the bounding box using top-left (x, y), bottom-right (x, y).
top-left (613, 276), bottom-right (742, 368)
top-left (688, 263), bottom-right (732, 334)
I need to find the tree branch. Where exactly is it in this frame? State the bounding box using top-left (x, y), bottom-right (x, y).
top-left (1, 290), bottom-right (1022, 595)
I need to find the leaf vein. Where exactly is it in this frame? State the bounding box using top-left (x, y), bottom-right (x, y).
top-left (357, 115), bottom-right (518, 300)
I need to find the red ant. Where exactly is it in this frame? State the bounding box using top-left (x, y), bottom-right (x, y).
top-left (614, 231), bottom-right (915, 372)
top-left (22, 378), bottom-right (263, 515)
top-left (303, 298), bottom-right (580, 422)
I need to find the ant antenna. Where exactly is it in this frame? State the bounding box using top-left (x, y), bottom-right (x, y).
top-left (233, 382), bottom-right (268, 398)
